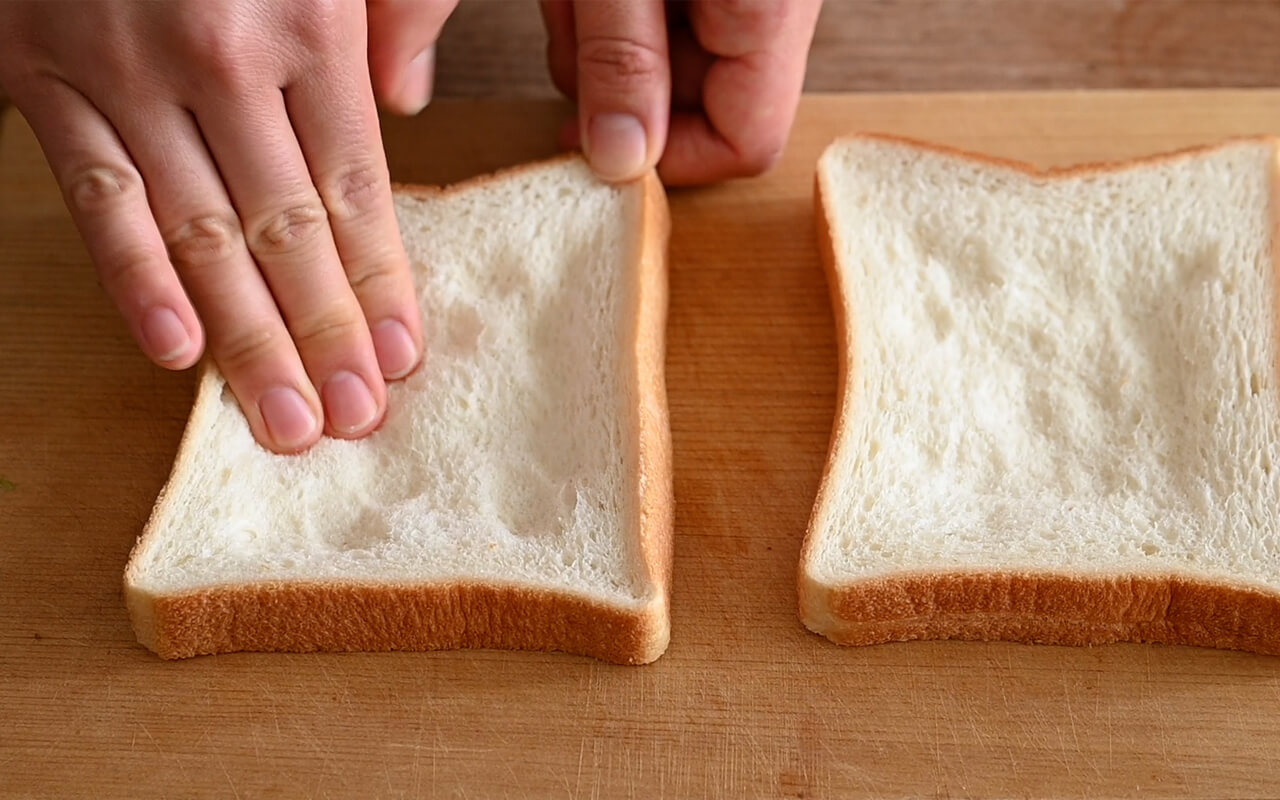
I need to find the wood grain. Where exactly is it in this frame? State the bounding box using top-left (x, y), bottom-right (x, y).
top-left (6, 91), bottom-right (1280, 798)
top-left (435, 0), bottom-right (1280, 97)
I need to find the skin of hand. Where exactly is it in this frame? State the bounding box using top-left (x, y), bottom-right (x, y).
top-left (0, 0), bottom-right (457, 453)
top-left (540, 0), bottom-right (824, 186)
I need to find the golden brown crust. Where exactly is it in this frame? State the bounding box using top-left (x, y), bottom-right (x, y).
top-left (126, 155), bottom-right (672, 665)
top-left (130, 581), bottom-right (661, 664)
top-left (631, 171), bottom-right (675, 631)
top-left (801, 572), bottom-right (1280, 655)
top-left (801, 136), bottom-right (1280, 654)
top-left (797, 169), bottom-right (852, 575)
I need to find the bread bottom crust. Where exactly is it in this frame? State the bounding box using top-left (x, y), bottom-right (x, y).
top-left (801, 572), bottom-right (1280, 654)
top-left (129, 582), bottom-right (668, 665)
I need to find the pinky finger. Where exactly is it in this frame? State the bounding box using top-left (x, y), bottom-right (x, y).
top-left (15, 78), bottom-right (203, 369)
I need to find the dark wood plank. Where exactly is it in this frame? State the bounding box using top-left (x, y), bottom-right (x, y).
top-left (435, 0), bottom-right (1280, 97)
top-left (3, 1), bottom-right (1277, 121)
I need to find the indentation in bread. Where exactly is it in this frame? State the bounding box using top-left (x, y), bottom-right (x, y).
top-left (802, 135), bottom-right (1280, 653)
top-left (126, 158), bottom-right (672, 664)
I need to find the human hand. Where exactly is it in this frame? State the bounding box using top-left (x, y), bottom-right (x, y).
top-left (540, 0), bottom-right (823, 186)
top-left (0, 0), bottom-right (455, 453)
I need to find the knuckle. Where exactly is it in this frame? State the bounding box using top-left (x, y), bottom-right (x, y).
top-left (193, 36), bottom-right (252, 90)
top-left (695, 0), bottom-right (790, 54)
top-left (318, 163), bottom-right (389, 222)
top-left (577, 36), bottom-right (665, 88)
top-left (165, 214), bottom-right (244, 271)
top-left (291, 307), bottom-right (364, 352)
top-left (180, 20), bottom-right (264, 92)
top-left (346, 252), bottom-right (405, 296)
top-left (287, 0), bottom-right (345, 51)
top-left (740, 138), bottom-right (785, 175)
top-left (96, 249), bottom-right (160, 290)
top-left (64, 164), bottom-right (142, 214)
top-left (726, 125), bottom-right (788, 177)
top-left (246, 201), bottom-right (329, 257)
top-left (215, 325), bottom-right (283, 375)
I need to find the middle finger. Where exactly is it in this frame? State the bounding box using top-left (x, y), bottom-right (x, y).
top-left (195, 89), bottom-right (387, 439)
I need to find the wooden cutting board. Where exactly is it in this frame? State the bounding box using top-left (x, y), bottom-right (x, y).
top-left (4, 91), bottom-right (1280, 799)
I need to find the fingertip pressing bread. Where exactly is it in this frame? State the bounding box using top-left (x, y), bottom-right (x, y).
top-left (802, 134), bottom-right (1280, 654)
top-left (125, 157), bottom-right (673, 665)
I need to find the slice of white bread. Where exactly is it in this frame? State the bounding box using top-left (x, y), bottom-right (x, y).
top-left (125, 157), bottom-right (673, 664)
top-left (802, 134), bottom-right (1280, 654)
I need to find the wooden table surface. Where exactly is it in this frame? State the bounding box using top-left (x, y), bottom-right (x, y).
top-left (434, 0), bottom-right (1280, 97)
top-left (2, 0), bottom-right (1278, 115)
top-left (6, 90), bottom-right (1280, 798)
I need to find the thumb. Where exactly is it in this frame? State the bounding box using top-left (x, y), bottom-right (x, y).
top-left (366, 0), bottom-right (458, 115)
top-left (571, 0), bottom-right (670, 182)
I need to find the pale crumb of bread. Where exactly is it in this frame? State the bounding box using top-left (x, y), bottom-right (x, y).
top-left (803, 136), bottom-right (1280, 652)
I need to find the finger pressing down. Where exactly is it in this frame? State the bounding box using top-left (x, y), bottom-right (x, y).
top-left (15, 78), bottom-right (204, 372)
top-left (190, 89), bottom-right (390, 444)
top-left (286, 52), bottom-right (423, 385)
top-left (101, 98), bottom-right (337, 453)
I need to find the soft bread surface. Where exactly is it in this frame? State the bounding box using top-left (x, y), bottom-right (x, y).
top-left (803, 135), bottom-right (1280, 653)
top-left (126, 158), bottom-right (673, 664)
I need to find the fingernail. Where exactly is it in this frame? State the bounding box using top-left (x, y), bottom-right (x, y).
top-left (585, 113), bottom-right (648, 181)
top-left (399, 47), bottom-right (435, 115)
top-left (259, 387), bottom-right (319, 450)
top-left (321, 371), bottom-right (379, 434)
top-left (141, 307), bottom-right (190, 363)
top-left (372, 319), bottom-right (420, 379)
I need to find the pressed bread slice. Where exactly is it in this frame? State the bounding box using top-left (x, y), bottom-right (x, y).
top-left (125, 157), bottom-right (673, 664)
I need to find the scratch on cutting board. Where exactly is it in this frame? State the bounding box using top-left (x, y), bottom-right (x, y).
top-left (573, 737), bottom-right (587, 798)
top-left (1106, 704), bottom-right (1115, 769)
top-left (215, 753), bottom-right (243, 800)
top-left (1061, 671), bottom-right (1082, 757)
top-left (136, 723), bottom-right (160, 753)
top-left (382, 762), bottom-right (396, 798)
top-left (403, 738), bottom-right (423, 798)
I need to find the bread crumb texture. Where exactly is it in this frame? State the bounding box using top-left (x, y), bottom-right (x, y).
top-left (806, 137), bottom-right (1280, 651)
top-left (130, 159), bottom-right (653, 613)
